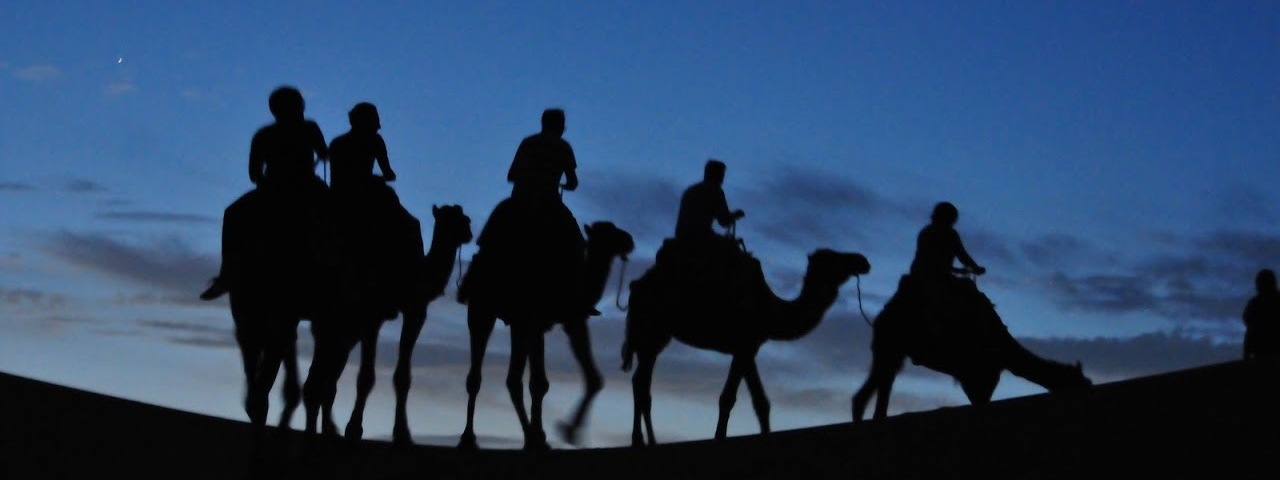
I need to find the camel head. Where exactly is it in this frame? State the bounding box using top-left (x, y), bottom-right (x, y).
top-left (805, 249), bottom-right (871, 287)
top-left (432, 204), bottom-right (474, 247)
top-left (584, 221), bottom-right (635, 261)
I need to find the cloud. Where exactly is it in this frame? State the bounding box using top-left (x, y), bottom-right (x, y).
top-left (65, 179), bottom-right (109, 193)
top-left (0, 286), bottom-right (67, 310)
top-left (96, 211), bottom-right (217, 224)
top-left (743, 167), bottom-right (917, 250)
top-left (41, 231), bottom-right (218, 296)
top-left (0, 181), bottom-right (37, 192)
top-left (579, 173), bottom-right (682, 244)
top-left (13, 64), bottom-right (59, 81)
top-left (105, 81), bottom-right (136, 96)
top-left (136, 319), bottom-right (237, 348)
top-left (1041, 228), bottom-right (1280, 325)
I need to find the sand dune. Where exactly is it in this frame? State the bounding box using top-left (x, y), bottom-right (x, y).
top-left (2, 358), bottom-right (1278, 479)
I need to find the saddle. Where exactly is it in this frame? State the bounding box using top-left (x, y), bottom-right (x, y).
top-left (897, 274), bottom-right (1007, 364)
top-left (652, 236), bottom-right (759, 306)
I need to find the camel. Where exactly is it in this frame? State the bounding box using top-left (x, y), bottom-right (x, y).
top-left (851, 274), bottom-right (1092, 422)
top-left (620, 244), bottom-right (872, 446)
top-left (456, 220), bottom-right (635, 451)
top-left (203, 187), bottom-right (340, 437)
top-left (312, 204), bottom-right (473, 445)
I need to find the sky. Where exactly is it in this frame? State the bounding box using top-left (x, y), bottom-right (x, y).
top-left (1, 1), bottom-right (1276, 449)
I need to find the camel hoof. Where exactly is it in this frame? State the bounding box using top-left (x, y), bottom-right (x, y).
top-left (392, 427), bottom-right (414, 447)
top-left (344, 423), bottom-right (363, 443)
top-left (457, 434), bottom-right (479, 451)
top-left (556, 421), bottom-right (580, 447)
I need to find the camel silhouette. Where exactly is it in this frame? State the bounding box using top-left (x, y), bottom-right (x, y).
top-left (456, 221), bottom-right (634, 451)
top-left (319, 203), bottom-right (473, 445)
top-left (851, 273), bottom-right (1092, 422)
top-left (620, 244), bottom-right (871, 446)
top-left (204, 188), bottom-right (340, 437)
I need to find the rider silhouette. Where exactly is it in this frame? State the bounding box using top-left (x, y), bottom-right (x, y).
top-left (908, 202), bottom-right (986, 325)
top-left (200, 86), bottom-right (330, 301)
top-left (675, 159), bottom-right (745, 244)
top-left (328, 102), bottom-right (396, 193)
top-left (461, 108), bottom-right (587, 312)
top-left (1243, 268), bottom-right (1280, 360)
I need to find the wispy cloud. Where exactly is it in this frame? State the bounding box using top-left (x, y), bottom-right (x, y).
top-left (1043, 228), bottom-right (1280, 324)
top-left (65, 179), bottom-right (109, 193)
top-left (105, 81), bottom-right (136, 96)
top-left (96, 211), bottom-right (217, 224)
top-left (0, 286), bottom-right (67, 310)
top-left (0, 181), bottom-right (37, 192)
top-left (41, 231), bottom-right (217, 296)
top-left (13, 64), bottom-right (59, 82)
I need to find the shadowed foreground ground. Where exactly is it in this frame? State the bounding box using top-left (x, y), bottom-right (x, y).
top-left (2, 358), bottom-right (1278, 479)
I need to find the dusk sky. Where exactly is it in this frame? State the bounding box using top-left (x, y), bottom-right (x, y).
top-left (1, 1), bottom-right (1274, 448)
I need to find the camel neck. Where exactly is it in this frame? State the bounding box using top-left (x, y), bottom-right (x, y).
top-left (766, 267), bottom-right (841, 341)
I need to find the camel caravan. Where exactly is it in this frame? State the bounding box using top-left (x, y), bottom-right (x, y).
top-left (199, 86), bottom-right (1092, 452)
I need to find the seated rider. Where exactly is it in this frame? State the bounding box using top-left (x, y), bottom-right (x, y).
top-left (462, 108), bottom-right (587, 311)
top-left (328, 102), bottom-right (398, 210)
top-left (908, 201), bottom-right (986, 322)
top-left (673, 159), bottom-right (746, 253)
top-left (199, 86), bottom-right (330, 301)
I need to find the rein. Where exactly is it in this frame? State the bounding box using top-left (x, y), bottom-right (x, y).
top-left (856, 274), bottom-right (873, 326)
top-left (454, 246), bottom-right (464, 289)
top-left (614, 257), bottom-right (629, 311)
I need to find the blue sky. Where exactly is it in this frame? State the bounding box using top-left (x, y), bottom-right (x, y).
top-left (1, 1), bottom-right (1275, 448)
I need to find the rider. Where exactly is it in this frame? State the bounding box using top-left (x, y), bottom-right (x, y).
top-left (463, 108), bottom-right (587, 310)
top-left (328, 102), bottom-right (396, 195)
top-left (200, 86), bottom-right (330, 301)
top-left (674, 159), bottom-right (745, 245)
top-left (1243, 268), bottom-right (1280, 360)
top-left (908, 201), bottom-right (986, 323)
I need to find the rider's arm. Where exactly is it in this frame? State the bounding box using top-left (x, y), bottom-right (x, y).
top-left (309, 121), bottom-right (329, 161)
top-left (951, 230), bottom-right (982, 270)
top-left (563, 144), bottom-right (578, 192)
top-left (248, 131), bottom-right (266, 185)
top-left (712, 189), bottom-right (735, 227)
top-left (374, 135), bottom-right (395, 181)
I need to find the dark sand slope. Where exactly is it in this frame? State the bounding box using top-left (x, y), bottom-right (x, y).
top-left (2, 358), bottom-right (1278, 479)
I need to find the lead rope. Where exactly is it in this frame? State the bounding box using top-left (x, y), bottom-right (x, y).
top-left (857, 274), bottom-right (873, 326)
top-left (454, 246), bottom-right (464, 289)
top-left (614, 258), bottom-right (629, 311)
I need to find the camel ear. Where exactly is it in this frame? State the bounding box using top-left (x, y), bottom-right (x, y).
top-left (432, 205), bottom-right (440, 213)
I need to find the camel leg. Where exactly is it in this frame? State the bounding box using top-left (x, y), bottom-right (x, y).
top-left (344, 322), bottom-right (382, 442)
top-left (505, 325), bottom-right (536, 449)
top-left (630, 348), bottom-right (659, 447)
top-left (741, 358), bottom-right (771, 435)
top-left (961, 369), bottom-right (1000, 406)
top-left (302, 323), bottom-right (348, 440)
top-left (458, 307), bottom-right (496, 451)
top-left (557, 318), bottom-right (603, 447)
top-left (853, 350), bottom-right (903, 422)
top-left (715, 356), bottom-right (748, 440)
top-left (277, 331), bottom-right (301, 431)
top-left (392, 309), bottom-right (427, 446)
top-left (526, 326), bottom-right (550, 452)
top-left (246, 339), bottom-right (287, 438)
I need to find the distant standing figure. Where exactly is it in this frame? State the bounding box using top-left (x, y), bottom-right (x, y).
top-left (1243, 268), bottom-right (1280, 360)
top-left (328, 102), bottom-right (396, 193)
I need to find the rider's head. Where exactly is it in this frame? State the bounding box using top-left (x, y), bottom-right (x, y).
top-left (268, 86), bottom-right (305, 122)
top-left (348, 102), bottom-right (380, 131)
top-left (541, 108), bottom-right (566, 137)
top-left (931, 201), bottom-right (959, 226)
top-left (1257, 269), bottom-right (1277, 293)
top-left (704, 159), bottom-right (727, 186)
